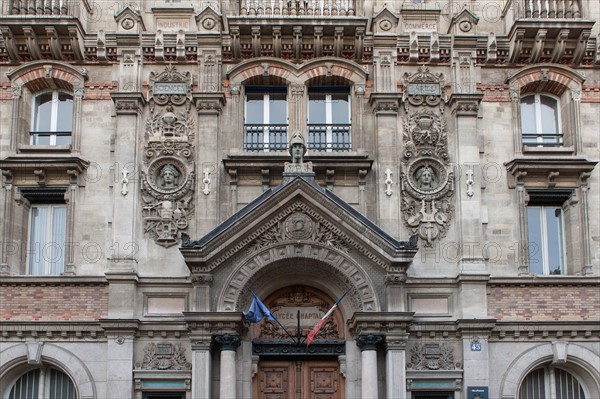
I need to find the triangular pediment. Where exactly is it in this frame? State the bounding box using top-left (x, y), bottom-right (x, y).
top-left (181, 176), bottom-right (417, 274)
top-left (371, 7), bottom-right (399, 35)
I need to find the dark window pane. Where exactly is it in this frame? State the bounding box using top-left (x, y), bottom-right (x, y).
top-left (34, 93), bottom-right (54, 132)
top-left (540, 95), bottom-right (559, 135)
top-left (331, 94), bottom-right (349, 124)
top-left (56, 94), bottom-right (73, 132)
top-left (545, 207), bottom-right (564, 275)
top-left (520, 95), bottom-right (537, 135)
top-left (309, 94), bottom-right (327, 124)
top-left (269, 93), bottom-right (287, 124)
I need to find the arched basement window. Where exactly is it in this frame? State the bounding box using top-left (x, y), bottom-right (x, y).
top-left (8, 367), bottom-right (77, 399)
top-left (519, 366), bottom-right (586, 399)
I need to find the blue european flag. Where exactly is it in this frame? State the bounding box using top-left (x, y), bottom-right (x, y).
top-left (243, 293), bottom-right (276, 323)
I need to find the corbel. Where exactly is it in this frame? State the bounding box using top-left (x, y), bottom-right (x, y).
top-left (261, 62), bottom-right (269, 77)
top-left (97, 30), bottom-right (107, 61)
top-left (509, 29), bottom-right (525, 64)
top-left (326, 169), bottom-right (335, 191)
top-left (228, 168), bottom-right (238, 190)
top-left (176, 29), bottom-right (186, 61)
top-left (429, 32), bottom-right (439, 63)
top-left (515, 170), bottom-right (527, 186)
top-left (68, 26), bottom-right (84, 60)
top-left (580, 171), bottom-right (592, 187)
top-left (358, 169), bottom-right (367, 190)
top-left (572, 29), bottom-right (591, 65)
top-left (334, 27), bottom-right (344, 57)
top-left (230, 26), bottom-right (240, 60)
top-left (550, 29), bottom-right (569, 63)
top-left (596, 34), bottom-right (600, 65)
top-left (252, 26), bottom-right (261, 58)
top-left (314, 26), bottom-right (323, 58)
top-left (261, 169), bottom-right (270, 191)
top-left (23, 26), bottom-right (41, 60)
top-left (547, 171), bottom-right (559, 188)
top-left (354, 27), bottom-right (364, 61)
top-left (272, 26), bottom-right (282, 58)
top-left (155, 30), bottom-right (164, 61)
top-left (34, 170), bottom-right (47, 186)
top-left (0, 27), bottom-right (19, 61)
top-left (45, 26), bottom-right (62, 60)
top-left (409, 31), bottom-right (419, 63)
top-left (293, 26), bottom-right (302, 62)
top-left (2, 169), bottom-right (13, 186)
top-left (67, 169), bottom-right (79, 186)
top-left (530, 29), bottom-right (547, 63)
top-left (486, 32), bottom-right (497, 64)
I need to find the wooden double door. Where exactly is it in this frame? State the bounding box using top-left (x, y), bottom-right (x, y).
top-left (254, 359), bottom-right (344, 399)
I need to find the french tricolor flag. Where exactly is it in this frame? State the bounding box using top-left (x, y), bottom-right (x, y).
top-left (306, 290), bottom-right (349, 347)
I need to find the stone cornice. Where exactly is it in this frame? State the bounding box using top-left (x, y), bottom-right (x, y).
top-left (0, 321), bottom-right (106, 340)
top-left (488, 276), bottom-right (600, 286)
top-left (505, 156), bottom-right (597, 189)
top-left (111, 92), bottom-right (146, 114)
top-left (448, 93), bottom-right (484, 116)
top-left (184, 312), bottom-right (245, 334)
top-left (369, 92), bottom-right (401, 114)
top-left (347, 312), bottom-right (414, 336)
top-left (193, 92), bottom-right (226, 114)
top-left (0, 275), bottom-right (107, 285)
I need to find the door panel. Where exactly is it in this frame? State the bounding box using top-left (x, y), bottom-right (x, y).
top-left (255, 360), bottom-right (343, 399)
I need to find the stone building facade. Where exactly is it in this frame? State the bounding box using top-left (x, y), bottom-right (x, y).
top-left (0, 0), bottom-right (599, 398)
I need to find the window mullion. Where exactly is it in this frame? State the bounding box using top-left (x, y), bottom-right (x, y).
top-left (50, 92), bottom-right (58, 145)
top-left (39, 367), bottom-right (47, 399)
top-left (548, 367), bottom-right (557, 399)
top-left (263, 94), bottom-right (270, 151)
top-left (540, 208), bottom-right (550, 275)
top-left (45, 206), bottom-right (54, 275)
top-left (535, 94), bottom-right (543, 143)
top-left (326, 94), bottom-right (333, 151)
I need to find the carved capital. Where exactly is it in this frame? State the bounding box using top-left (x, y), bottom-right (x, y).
top-left (111, 92), bottom-right (146, 114)
top-left (356, 334), bottom-right (383, 351)
top-left (214, 334), bottom-right (241, 351)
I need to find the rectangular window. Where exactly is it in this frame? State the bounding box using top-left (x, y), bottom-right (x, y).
top-left (526, 190), bottom-right (572, 275)
top-left (28, 204), bottom-right (67, 275)
top-left (244, 86), bottom-right (288, 152)
top-left (308, 88), bottom-right (351, 152)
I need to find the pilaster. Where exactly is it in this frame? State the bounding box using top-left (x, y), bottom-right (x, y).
top-left (369, 93), bottom-right (401, 237)
top-left (110, 92), bottom-right (146, 270)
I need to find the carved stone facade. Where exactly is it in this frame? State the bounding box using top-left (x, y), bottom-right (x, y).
top-left (0, 2), bottom-right (598, 399)
top-left (401, 68), bottom-right (455, 246)
top-left (141, 65), bottom-right (196, 247)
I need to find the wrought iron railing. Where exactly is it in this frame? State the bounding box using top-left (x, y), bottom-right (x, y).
top-left (2, 0), bottom-right (91, 17)
top-left (244, 124), bottom-right (288, 152)
top-left (30, 131), bottom-right (72, 145)
top-left (307, 124), bottom-right (351, 152)
top-left (240, 0), bottom-right (355, 16)
top-left (522, 133), bottom-right (564, 147)
top-left (519, 0), bottom-right (582, 19)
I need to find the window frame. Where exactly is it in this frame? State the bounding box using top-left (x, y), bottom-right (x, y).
top-left (30, 90), bottom-right (74, 146)
top-left (26, 203), bottom-right (68, 276)
top-left (243, 86), bottom-right (288, 152)
top-left (519, 365), bottom-right (588, 399)
top-left (307, 87), bottom-right (352, 152)
top-left (520, 93), bottom-right (562, 147)
top-left (8, 366), bottom-right (77, 399)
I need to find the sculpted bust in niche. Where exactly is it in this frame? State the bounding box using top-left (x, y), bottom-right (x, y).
top-left (415, 165), bottom-right (438, 190)
top-left (158, 164), bottom-right (180, 189)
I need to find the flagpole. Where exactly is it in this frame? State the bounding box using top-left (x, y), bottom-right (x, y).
top-left (245, 287), bottom-right (298, 345)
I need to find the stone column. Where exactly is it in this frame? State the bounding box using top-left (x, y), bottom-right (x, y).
top-left (9, 84), bottom-right (21, 152)
top-left (191, 337), bottom-right (212, 399)
top-left (215, 334), bottom-right (241, 399)
top-left (356, 334), bottom-right (383, 399)
top-left (0, 172), bottom-right (14, 274)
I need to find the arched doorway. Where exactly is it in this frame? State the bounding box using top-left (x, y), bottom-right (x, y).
top-left (252, 286), bottom-right (346, 399)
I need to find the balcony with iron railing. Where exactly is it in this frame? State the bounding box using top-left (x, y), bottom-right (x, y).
top-left (239, 0), bottom-right (356, 16)
top-left (244, 124), bottom-right (288, 152)
top-left (1, 0), bottom-right (91, 18)
top-left (307, 124), bottom-right (351, 152)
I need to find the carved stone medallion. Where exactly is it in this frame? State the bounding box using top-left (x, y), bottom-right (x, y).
top-left (284, 212), bottom-right (314, 240)
top-left (407, 342), bottom-right (459, 370)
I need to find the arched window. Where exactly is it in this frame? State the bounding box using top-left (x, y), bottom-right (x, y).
top-left (520, 94), bottom-right (561, 147)
top-left (519, 366), bottom-right (586, 399)
top-left (8, 367), bottom-right (77, 399)
top-left (31, 91), bottom-right (74, 146)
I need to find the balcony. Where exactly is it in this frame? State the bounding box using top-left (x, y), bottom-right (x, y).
top-left (522, 132), bottom-right (563, 147)
top-left (239, 0), bottom-right (355, 16)
top-left (244, 124), bottom-right (288, 152)
top-left (503, 0), bottom-right (594, 65)
top-left (0, 0), bottom-right (91, 61)
top-left (308, 124), bottom-right (351, 152)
